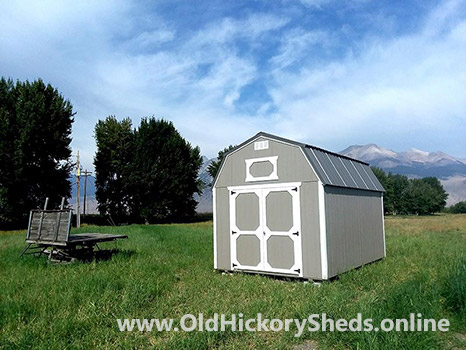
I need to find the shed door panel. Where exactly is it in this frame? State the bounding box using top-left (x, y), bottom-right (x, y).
top-left (263, 187), bottom-right (302, 275)
top-left (229, 183), bottom-right (302, 276)
top-left (230, 189), bottom-right (263, 271)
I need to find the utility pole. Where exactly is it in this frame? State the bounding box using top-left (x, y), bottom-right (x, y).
top-left (82, 170), bottom-right (92, 216)
top-left (76, 150), bottom-right (80, 228)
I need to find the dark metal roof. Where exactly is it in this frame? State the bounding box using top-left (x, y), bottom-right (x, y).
top-left (215, 132), bottom-right (385, 192)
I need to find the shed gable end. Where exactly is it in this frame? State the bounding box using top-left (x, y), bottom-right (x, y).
top-left (215, 137), bottom-right (318, 188)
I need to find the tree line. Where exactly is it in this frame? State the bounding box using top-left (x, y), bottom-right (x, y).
top-left (445, 201), bottom-right (466, 214)
top-left (371, 167), bottom-right (448, 215)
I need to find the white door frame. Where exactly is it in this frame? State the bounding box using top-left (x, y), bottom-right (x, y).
top-left (228, 182), bottom-right (303, 277)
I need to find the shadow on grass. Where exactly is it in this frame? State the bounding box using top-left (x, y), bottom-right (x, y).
top-left (45, 248), bottom-right (136, 264)
top-left (92, 248), bottom-right (136, 262)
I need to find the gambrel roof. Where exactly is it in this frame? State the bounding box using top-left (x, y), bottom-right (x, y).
top-left (218, 132), bottom-right (385, 192)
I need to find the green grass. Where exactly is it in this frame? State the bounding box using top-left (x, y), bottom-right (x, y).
top-left (1, 215), bottom-right (465, 349)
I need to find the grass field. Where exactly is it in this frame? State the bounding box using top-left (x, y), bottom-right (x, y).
top-left (1, 215), bottom-right (465, 349)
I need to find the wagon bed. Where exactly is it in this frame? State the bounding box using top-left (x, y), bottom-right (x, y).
top-left (20, 206), bottom-right (127, 261)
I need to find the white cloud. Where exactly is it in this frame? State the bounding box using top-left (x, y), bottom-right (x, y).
top-left (270, 28), bottom-right (329, 69)
top-left (298, 0), bottom-right (332, 9)
top-left (131, 29), bottom-right (176, 48)
top-left (190, 13), bottom-right (289, 45)
top-left (267, 0), bottom-right (466, 153)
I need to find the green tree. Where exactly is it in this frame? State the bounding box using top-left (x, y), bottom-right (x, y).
top-left (130, 118), bottom-right (202, 222)
top-left (94, 117), bottom-right (202, 223)
top-left (449, 201), bottom-right (466, 214)
top-left (371, 167), bottom-right (394, 214)
top-left (0, 78), bottom-right (74, 228)
top-left (371, 166), bottom-right (448, 215)
top-left (420, 177), bottom-right (448, 213)
top-left (391, 174), bottom-right (411, 214)
top-left (94, 116), bottom-right (133, 221)
top-left (207, 145), bottom-right (236, 180)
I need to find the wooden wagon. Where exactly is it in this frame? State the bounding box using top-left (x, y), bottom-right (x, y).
top-left (20, 200), bottom-right (127, 262)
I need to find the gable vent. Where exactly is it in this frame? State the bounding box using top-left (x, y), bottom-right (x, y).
top-left (254, 140), bottom-right (269, 150)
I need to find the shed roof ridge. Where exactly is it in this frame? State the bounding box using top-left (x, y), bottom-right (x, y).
top-left (256, 132), bottom-right (370, 166)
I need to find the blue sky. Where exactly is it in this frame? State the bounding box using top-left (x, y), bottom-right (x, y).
top-left (1, 0), bottom-right (466, 170)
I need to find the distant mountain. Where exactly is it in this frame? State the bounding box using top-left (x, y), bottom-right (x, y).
top-left (70, 175), bottom-right (99, 214)
top-left (340, 144), bottom-right (466, 205)
top-left (194, 156), bottom-right (214, 213)
top-left (341, 144), bottom-right (466, 178)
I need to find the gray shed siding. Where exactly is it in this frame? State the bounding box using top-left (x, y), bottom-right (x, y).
top-left (300, 181), bottom-right (322, 279)
top-left (324, 186), bottom-right (385, 278)
top-left (215, 187), bottom-right (231, 271)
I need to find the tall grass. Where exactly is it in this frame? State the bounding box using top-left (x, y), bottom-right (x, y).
top-left (0, 215), bottom-right (465, 349)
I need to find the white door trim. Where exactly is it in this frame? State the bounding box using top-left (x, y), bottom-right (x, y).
top-left (213, 187), bottom-right (217, 269)
top-left (228, 182), bottom-right (302, 191)
top-left (381, 194), bottom-right (386, 257)
top-left (318, 181), bottom-right (328, 280)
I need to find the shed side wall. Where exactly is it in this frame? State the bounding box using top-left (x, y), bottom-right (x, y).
top-left (300, 181), bottom-right (322, 279)
top-left (324, 186), bottom-right (384, 278)
top-left (215, 187), bottom-right (231, 270)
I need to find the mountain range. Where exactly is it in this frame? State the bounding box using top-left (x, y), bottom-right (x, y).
top-left (341, 144), bottom-right (466, 179)
top-left (71, 144), bottom-right (466, 213)
top-left (339, 144), bottom-right (466, 206)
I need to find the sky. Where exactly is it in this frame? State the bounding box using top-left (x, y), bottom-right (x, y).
top-left (1, 0), bottom-right (466, 171)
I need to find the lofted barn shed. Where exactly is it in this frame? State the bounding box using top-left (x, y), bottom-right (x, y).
top-left (213, 132), bottom-right (385, 280)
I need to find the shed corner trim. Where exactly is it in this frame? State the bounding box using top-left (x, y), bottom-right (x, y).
top-left (318, 181), bottom-right (328, 280)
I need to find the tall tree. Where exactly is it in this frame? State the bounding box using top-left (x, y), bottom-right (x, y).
top-left (94, 116), bottom-right (133, 221)
top-left (0, 78), bottom-right (74, 228)
top-left (207, 145), bottom-right (236, 180)
top-left (94, 117), bottom-right (202, 223)
top-left (420, 177), bottom-right (448, 213)
top-left (130, 118), bottom-right (202, 222)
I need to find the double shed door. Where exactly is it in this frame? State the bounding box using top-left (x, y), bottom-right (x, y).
top-left (229, 183), bottom-right (303, 277)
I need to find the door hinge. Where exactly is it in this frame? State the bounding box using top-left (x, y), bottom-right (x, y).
top-left (232, 263), bottom-right (237, 268)
top-left (294, 268), bottom-right (301, 273)
top-left (231, 191), bottom-right (236, 195)
top-left (292, 231), bottom-right (299, 236)
top-left (292, 187), bottom-right (298, 192)
top-left (232, 231), bottom-right (237, 235)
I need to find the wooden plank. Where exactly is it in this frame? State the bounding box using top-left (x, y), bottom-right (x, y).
top-left (26, 211), bottom-right (33, 240)
top-left (37, 198), bottom-right (49, 240)
top-left (65, 210), bottom-right (72, 242)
